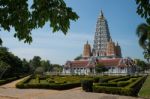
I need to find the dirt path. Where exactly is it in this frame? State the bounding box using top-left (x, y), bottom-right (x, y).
top-left (0, 77), bottom-right (145, 99)
top-left (0, 76), bottom-right (29, 88)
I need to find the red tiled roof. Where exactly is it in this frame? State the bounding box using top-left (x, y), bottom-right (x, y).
top-left (97, 58), bottom-right (121, 66)
top-left (65, 60), bottom-right (89, 68)
top-left (71, 61), bottom-right (88, 67)
top-left (64, 58), bottom-right (134, 68)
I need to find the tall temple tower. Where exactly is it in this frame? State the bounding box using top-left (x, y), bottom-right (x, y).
top-left (115, 42), bottom-right (122, 58)
top-left (93, 10), bottom-right (111, 56)
top-left (83, 41), bottom-right (91, 58)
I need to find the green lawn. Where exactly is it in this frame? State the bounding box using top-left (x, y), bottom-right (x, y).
top-left (139, 75), bottom-right (150, 98)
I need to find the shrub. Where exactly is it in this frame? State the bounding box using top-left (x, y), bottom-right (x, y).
top-left (81, 79), bottom-right (93, 92)
top-left (93, 77), bottom-right (99, 83)
top-left (99, 82), bottom-right (117, 87)
top-left (35, 76), bottom-right (40, 83)
top-left (93, 86), bottom-right (133, 96)
top-left (99, 76), bottom-right (121, 83)
top-left (117, 81), bottom-right (131, 87)
top-left (126, 76), bottom-right (147, 95)
top-left (109, 76), bottom-right (130, 82)
top-left (16, 82), bottom-right (81, 90)
top-left (47, 79), bottom-right (55, 83)
top-left (16, 76), bottom-right (31, 88)
top-left (93, 76), bottom-right (147, 96)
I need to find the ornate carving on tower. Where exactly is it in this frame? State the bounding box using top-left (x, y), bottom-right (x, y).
top-left (83, 41), bottom-right (91, 57)
top-left (93, 10), bottom-right (111, 56)
top-left (106, 38), bottom-right (116, 57)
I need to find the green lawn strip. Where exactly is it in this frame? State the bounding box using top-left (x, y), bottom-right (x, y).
top-left (139, 75), bottom-right (150, 98)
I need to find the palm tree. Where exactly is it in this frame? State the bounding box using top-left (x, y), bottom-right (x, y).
top-left (136, 23), bottom-right (150, 62)
top-left (136, 23), bottom-right (150, 48)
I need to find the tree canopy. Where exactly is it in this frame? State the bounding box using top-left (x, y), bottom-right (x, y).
top-left (0, 47), bottom-right (25, 78)
top-left (135, 59), bottom-right (148, 71)
top-left (0, 0), bottom-right (79, 45)
top-left (136, 0), bottom-right (150, 62)
top-left (136, 0), bottom-right (150, 25)
top-left (95, 63), bottom-right (108, 73)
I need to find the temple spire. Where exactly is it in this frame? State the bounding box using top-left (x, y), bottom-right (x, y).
top-left (86, 40), bottom-right (88, 44)
top-left (93, 10), bottom-right (111, 56)
top-left (100, 10), bottom-right (104, 18)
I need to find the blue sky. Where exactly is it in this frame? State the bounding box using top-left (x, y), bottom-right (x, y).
top-left (0, 0), bottom-right (146, 64)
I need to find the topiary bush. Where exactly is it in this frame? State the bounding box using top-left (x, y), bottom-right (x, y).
top-left (81, 79), bottom-right (93, 92)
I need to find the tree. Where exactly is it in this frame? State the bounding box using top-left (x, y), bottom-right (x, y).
top-left (22, 58), bottom-right (30, 73)
top-left (95, 63), bottom-right (108, 73)
top-left (34, 67), bottom-right (44, 75)
top-left (74, 54), bottom-right (82, 60)
top-left (40, 60), bottom-right (51, 72)
top-left (30, 56), bottom-right (41, 70)
top-left (0, 61), bottom-right (10, 79)
top-left (136, 23), bottom-right (150, 62)
top-left (0, 0), bottom-right (79, 45)
top-left (51, 64), bottom-right (63, 72)
top-left (143, 50), bottom-right (150, 62)
top-left (136, 23), bottom-right (150, 49)
top-left (136, 0), bottom-right (150, 25)
top-left (135, 59), bottom-right (148, 72)
top-left (0, 46), bottom-right (26, 78)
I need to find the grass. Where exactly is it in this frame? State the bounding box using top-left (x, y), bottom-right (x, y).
top-left (139, 75), bottom-right (150, 98)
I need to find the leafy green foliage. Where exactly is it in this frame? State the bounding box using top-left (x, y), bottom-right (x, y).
top-left (136, 23), bottom-right (150, 62)
top-left (0, 0), bottom-right (79, 45)
top-left (136, 0), bottom-right (150, 24)
top-left (51, 64), bottom-right (63, 72)
top-left (93, 76), bottom-right (147, 96)
top-left (136, 0), bottom-right (150, 62)
top-left (74, 54), bottom-right (82, 60)
top-left (30, 56), bottom-right (41, 71)
top-left (16, 75), bottom-right (83, 90)
top-left (34, 67), bottom-right (44, 75)
top-left (95, 63), bottom-right (108, 73)
top-left (0, 47), bottom-right (26, 78)
top-left (135, 59), bottom-right (148, 71)
top-left (81, 79), bottom-right (93, 92)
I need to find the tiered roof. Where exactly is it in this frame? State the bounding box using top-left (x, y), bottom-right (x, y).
top-left (64, 58), bottom-right (135, 68)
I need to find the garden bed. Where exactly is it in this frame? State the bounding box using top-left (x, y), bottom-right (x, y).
top-left (16, 75), bottom-right (91, 90)
top-left (92, 76), bottom-right (147, 96)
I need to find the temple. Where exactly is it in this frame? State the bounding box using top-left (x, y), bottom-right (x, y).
top-left (63, 10), bottom-right (136, 75)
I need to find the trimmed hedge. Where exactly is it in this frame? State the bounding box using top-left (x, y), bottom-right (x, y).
top-left (81, 79), bottom-right (93, 92)
top-left (99, 76), bottom-right (121, 83)
top-left (92, 76), bottom-right (147, 96)
top-left (16, 76), bottom-right (81, 90)
top-left (93, 86), bottom-right (133, 96)
top-left (109, 76), bottom-right (131, 82)
top-left (117, 77), bottom-right (138, 87)
top-left (17, 82), bottom-right (81, 90)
